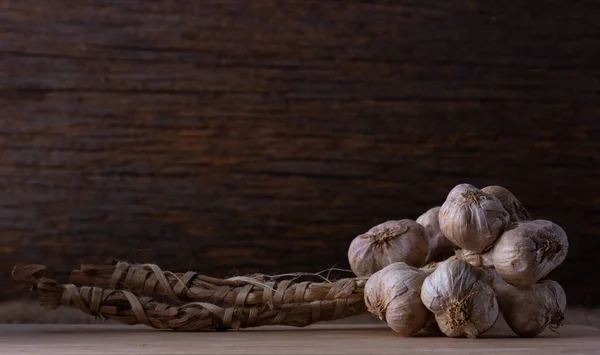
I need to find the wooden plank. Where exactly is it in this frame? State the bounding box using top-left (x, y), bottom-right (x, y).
top-left (0, 324), bottom-right (599, 355)
top-left (2, 0), bottom-right (600, 306)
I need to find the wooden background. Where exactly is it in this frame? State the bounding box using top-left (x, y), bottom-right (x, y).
top-left (2, 1), bottom-right (599, 305)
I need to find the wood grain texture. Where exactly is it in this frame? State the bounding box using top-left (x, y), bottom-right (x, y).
top-left (1, 324), bottom-right (600, 355)
top-left (2, 1), bottom-right (600, 304)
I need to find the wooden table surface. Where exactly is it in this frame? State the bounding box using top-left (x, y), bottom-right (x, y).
top-left (1, 324), bottom-right (599, 355)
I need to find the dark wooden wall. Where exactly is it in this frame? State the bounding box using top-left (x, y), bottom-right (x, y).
top-left (2, 1), bottom-right (600, 305)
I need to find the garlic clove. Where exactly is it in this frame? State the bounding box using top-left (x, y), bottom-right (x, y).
top-left (534, 280), bottom-right (567, 331)
top-left (482, 185), bottom-right (531, 223)
top-left (439, 184), bottom-right (510, 253)
top-left (420, 259), bottom-right (499, 338)
top-left (488, 269), bottom-right (550, 337)
top-left (492, 220), bottom-right (569, 288)
top-left (348, 220), bottom-right (429, 277)
top-left (416, 206), bottom-right (458, 263)
top-left (364, 262), bottom-right (430, 336)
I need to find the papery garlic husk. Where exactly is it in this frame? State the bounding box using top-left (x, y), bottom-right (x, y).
top-left (416, 206), bottom-right (457, 263)
top-left (348, 220), bottom-right (429, 277)
top-left (364, 262), bottom-right (430, 336)
top-left (420, 255), bottom-right (459, 272)
top-left (420, 259), bottom-right (499, 338)
top-left (487, 269), bottom-right (550, 337)
top-left (455, 249), bottom-right (494, 268)
top-left (482, 185), bottom-right (531, 223)
top-left (492, 220), bottom-right (568, 288)
top-left (420, 260), bottom-right (441, 271)
top-left (439, 184), bottom-right (510, 253)
top-left (535, 280), bottom-right (567, 331)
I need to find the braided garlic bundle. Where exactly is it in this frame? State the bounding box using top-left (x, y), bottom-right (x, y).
top-left (12, 182), bottom-right (570, 339)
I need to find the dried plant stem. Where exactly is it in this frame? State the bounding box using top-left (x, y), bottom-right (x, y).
top-left (12, 264), bottom-right (367, 331)
top-left (69, 261), bottom-right (367, 308)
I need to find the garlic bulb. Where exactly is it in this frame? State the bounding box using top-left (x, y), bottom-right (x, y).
top-left (421, 259), bottom-right (499, 338)
top-left (535, 280), bottom-right (567, 330)
top-left (490, 271), bottom-right (550, 337)
top-left (364, 262), bottom-right (430, 336)
top-left (482, 185), bottom-right (531, 223)
top-left (416, 206), bottom-right (457, 263)
top-left (439, 184), bottom-right (510, 253)
top-left (488, 269), bottom-right (567, 337)
top-left (348, 220), bottom-right (429, 277)
top-left (492, 220), bottom-right (568, 288)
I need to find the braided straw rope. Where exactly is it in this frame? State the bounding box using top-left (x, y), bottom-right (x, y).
top-left (69, 261), bottom-right (367, 308)
top-left (12, 264), bottom-right (367, 331)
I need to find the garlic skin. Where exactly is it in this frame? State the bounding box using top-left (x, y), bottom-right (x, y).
top-left (416, 206), bottom-right (457, 263)
top-left (482, 185), bottom-right (531, 223)
top-left (364, 262), bottom-right (429, 336)
top-left (348, 220), bottom-right (429, 277)
top-left (535, 280), bottom-right (567, 330)
top-left (439, 184), bottom-right (510, 253)
top-left (485, 267), bottom-right (508, 286)
top-left (492, 220), bottom-right (568, 288)
top-left (488, 269), bottom-right (567, 337)
top-left (455, 249), bottom-right (494, 268)
top-left (489, 269), bottom-right (550, 337)
top-left (420, 260), bottom-right (441, 271)
top-left (420, 259), bottom-right (499, 338)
